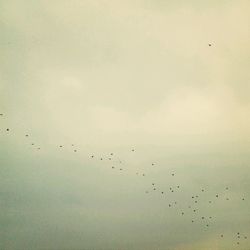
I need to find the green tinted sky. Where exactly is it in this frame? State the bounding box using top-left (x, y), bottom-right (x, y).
top-left (1, 1), bottom-right (250, 249)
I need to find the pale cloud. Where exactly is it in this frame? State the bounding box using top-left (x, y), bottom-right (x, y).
top-left (1, 1), bottom-right (250, 249)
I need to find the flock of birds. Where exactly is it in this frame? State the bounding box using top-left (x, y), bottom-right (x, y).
top-left (1, 110), bottom-right (249, 248)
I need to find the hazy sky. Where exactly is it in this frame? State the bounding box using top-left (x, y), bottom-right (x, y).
top-left (1, 1), bottom-right (250, 249)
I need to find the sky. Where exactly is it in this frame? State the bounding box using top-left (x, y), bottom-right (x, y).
top-left (1, 0), bottom-right (250, 249)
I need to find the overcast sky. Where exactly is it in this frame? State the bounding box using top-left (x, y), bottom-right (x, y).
top-left (1, 1), bottom-right (250, 249)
